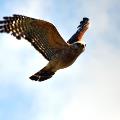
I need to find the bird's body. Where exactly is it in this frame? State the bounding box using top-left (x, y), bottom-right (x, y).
top-left (0, 15), bottom-right (89, 82)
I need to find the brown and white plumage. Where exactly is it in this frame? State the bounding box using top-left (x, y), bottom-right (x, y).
top-left (0, 14), bottom-right (89, 82)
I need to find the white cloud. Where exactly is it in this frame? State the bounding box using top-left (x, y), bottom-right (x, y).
top-left (57, 40), bottom-right (120, 120)
top-left (0, 0), bottom-right (120, 120)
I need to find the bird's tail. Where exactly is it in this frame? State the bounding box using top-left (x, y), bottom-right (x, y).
top-left (29, 68), bottom-right (55, 82)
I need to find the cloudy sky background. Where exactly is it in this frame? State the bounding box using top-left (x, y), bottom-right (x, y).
top-left (0, 0), bottom-right (120, 120)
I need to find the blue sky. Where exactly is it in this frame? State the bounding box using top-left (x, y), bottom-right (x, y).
top-left (0, 0), bottom-right (120, 120)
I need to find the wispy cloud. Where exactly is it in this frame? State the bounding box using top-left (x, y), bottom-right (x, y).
top-left (0, 0), bottom-right (120, 120)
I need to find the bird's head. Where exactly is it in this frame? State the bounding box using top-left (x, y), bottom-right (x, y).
top-left (72, 42), bottom-right (86, 53)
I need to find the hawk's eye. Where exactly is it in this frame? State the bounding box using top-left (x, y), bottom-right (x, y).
top-left (79, 43), bottom-right (85, 48)
top-left (80, 44), bottom-right (84, 48)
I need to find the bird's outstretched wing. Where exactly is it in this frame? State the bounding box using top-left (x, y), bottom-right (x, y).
top-left (67, 17), bottom-right (89, 44)
top-left (0, 14), bottom-right (68, 60)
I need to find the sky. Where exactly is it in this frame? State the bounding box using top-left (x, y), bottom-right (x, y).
top-left (0, 0), bottom-right (120, 120)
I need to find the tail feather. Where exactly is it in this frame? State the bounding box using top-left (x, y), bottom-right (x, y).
top-left (29, 69), bottom-right (55, 82)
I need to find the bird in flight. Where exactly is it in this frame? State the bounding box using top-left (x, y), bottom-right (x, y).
top-left (0, 14), bottom-right (89, 82)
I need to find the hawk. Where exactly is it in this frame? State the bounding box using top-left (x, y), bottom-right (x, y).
top-left (0, 14), bottom-right (89, 82)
